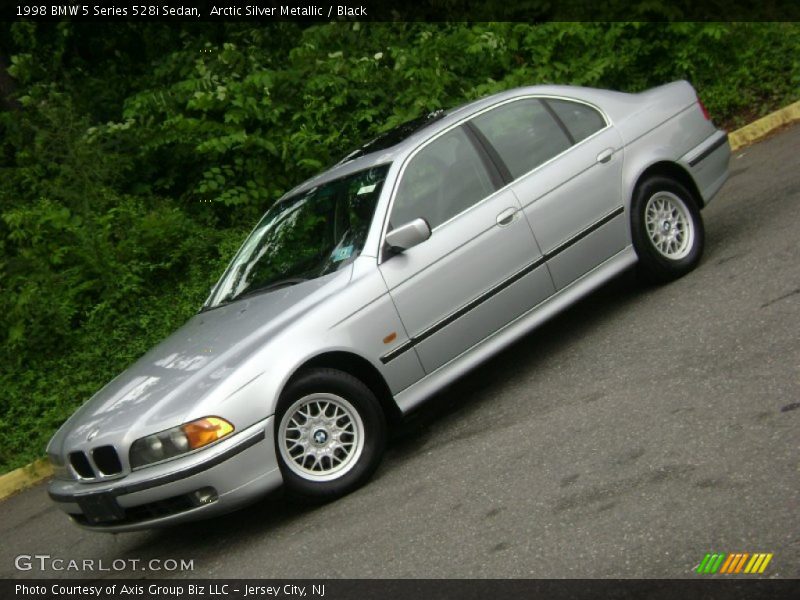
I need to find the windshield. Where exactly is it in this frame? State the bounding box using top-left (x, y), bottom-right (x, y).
top-left (205, 164), bottom-right (390, 309)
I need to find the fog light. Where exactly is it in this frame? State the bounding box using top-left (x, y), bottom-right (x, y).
top-left (192, 487), bottom-right (218, 505)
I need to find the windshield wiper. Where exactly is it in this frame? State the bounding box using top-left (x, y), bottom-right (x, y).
top-left (199, 277), bottom-right (309, 313)
top-left (235, 277), bottom-right (309, 301)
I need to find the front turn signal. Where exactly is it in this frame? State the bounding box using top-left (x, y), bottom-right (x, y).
top-left (182, 417), bottom-right (235, 450)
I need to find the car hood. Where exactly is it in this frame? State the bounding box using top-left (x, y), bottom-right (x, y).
top-left (48, 268), bottom-right (353, 457)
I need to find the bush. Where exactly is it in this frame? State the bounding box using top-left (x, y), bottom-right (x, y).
top-left (1, 22), bottom-right (798, 472)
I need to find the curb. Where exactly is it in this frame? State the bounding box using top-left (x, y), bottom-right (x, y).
top-left (0, 458), bottom-right (53, 501)
top-left (1, 98), bottom-right (798, 503)
top-left (728, 99), bottom-right (800, 151)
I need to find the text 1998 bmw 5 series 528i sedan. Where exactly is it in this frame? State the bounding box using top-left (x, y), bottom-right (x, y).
top-left (47, 81), bottom-right (729, 531)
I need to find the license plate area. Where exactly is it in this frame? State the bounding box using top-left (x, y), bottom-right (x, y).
top-left (77, 492), bottom-right (125, 524)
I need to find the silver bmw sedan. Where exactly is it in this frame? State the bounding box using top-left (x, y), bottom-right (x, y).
top-left (47, 81), bottom-right (730, 531)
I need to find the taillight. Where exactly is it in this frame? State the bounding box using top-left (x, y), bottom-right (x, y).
top-left (697, 97), bottom-right (711, 121)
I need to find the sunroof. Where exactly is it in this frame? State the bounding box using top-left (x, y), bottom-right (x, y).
top-left (337, 110), bottom-right (446, 164)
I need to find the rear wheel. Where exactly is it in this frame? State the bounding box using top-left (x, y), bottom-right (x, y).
top-left (631, 176), bottom-right (705, 283)
top-left (275, 368), bottom-right (386, 501)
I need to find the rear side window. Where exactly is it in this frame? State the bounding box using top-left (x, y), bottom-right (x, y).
top-left (546, 99), bottom-right (606, 143)
top-left (390, 126), bottom-right (497, 230)
top-left (471, 99), bottom-right (571, 179)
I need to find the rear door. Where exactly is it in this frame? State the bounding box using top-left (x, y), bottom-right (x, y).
top-left (378, 125), bottom-right (554, 374)
top-left (470, 97), bottom-right (626, 290)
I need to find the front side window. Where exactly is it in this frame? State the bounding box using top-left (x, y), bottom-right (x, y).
top-left (205, 165), bottom-right (389, 309)
top-left (471, 98), bottom-right (571, 179)
top-left (390, 127), bottom-right (496, 230)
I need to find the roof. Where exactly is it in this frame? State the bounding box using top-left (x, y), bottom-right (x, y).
top-left (281, 84), bottom-right (636, 198)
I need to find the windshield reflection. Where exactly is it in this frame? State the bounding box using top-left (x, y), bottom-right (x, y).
top-left (206, 164), bottom-right (390, 309)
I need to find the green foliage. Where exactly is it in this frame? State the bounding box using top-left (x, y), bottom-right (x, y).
top-left (1, 22), bottom-right (799, 472)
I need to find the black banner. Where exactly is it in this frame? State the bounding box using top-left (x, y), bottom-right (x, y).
top-left (5, 579), bottom-right (800, 600)
top-left (3, 0), bottom-right (800, 22)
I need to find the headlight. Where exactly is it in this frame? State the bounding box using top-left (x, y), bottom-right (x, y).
top-left (129, 417), bottom-right (234, 469)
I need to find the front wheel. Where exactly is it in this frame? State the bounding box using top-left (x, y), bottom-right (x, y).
top-left (275, 368), bottom-right (386, 501)
top-left (631, 176), bottom-right (705, 283)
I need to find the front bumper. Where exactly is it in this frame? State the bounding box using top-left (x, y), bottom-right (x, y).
top-left (48, 417), bottom-right (282, 532)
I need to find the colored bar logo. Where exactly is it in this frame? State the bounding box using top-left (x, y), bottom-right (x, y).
top-left (696, 552), bottom-right (773, 574)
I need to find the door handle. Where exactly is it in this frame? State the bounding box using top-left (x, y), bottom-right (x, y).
top-left (596, 148), bottom-right (614, 164)
top-left (496, 207), bottom-right (517, 227)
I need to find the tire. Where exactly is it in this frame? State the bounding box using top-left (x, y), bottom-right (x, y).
top-left (274, 368), bottom-right (386, 501)
top-left (630, 176), bottom-right (705, 283)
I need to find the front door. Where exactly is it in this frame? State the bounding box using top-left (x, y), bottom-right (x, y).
top-left (378, 125), bottom-right (555, 374)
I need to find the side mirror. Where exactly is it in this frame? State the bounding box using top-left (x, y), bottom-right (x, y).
top-left (385, 218), bottom-right (432, 254)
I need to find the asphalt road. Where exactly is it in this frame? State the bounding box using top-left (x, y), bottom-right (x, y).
top-left (2, 124), bottom-right (799, 580)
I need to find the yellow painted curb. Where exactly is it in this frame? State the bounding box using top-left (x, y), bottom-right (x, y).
top-left (728, 99), bottom-right (800, 151)
top-left (0, 458), bottom-right (53, 501)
